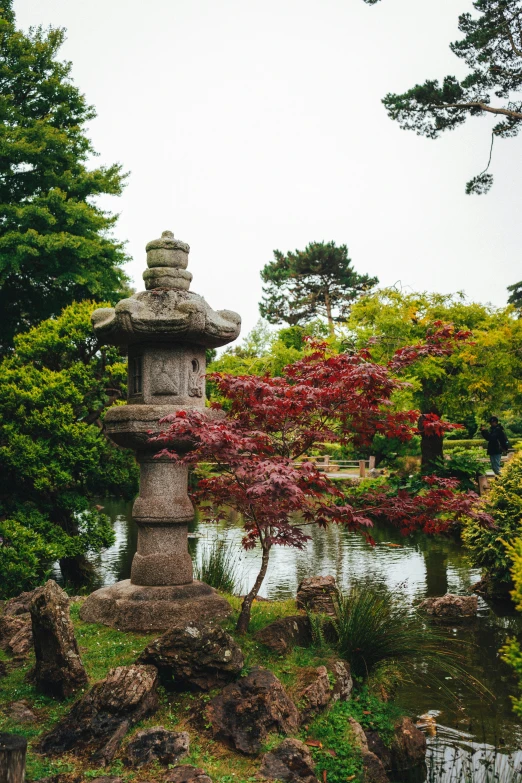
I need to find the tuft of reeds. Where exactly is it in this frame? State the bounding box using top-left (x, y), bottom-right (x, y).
top-left (332, 580), bottom-right (489, 699)
top-left (194, 537), bottom-right (240, 594)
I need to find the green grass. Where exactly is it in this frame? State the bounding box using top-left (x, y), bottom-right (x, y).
top-left (194, 539), bottom-right (241, 594)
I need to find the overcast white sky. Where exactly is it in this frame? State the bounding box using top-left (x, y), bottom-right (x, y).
top-left (15, 0), bottom-right (522, 341)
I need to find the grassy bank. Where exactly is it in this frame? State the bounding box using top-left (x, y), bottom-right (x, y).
top-left (0, 596), bottom-right (403, 783)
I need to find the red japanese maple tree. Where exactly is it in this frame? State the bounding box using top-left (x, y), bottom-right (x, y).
top-left (154, 326), bottom-right (491, 633)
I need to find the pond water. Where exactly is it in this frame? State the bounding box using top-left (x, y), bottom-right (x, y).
top-left (74, 499), bottom-right (522, 781)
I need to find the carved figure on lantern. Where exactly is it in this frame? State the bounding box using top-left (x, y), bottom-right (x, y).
top-left (80, 231), bottom-right (241, 631)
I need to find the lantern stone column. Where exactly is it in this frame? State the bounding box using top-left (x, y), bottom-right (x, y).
top-left (80, 230), bottom-right (241, 631)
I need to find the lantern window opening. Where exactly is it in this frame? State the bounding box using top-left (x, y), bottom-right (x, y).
top-left (132, 356), bottom-right (143, 395)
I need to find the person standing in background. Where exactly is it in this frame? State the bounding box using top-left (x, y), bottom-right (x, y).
top-left (480, 417), bottom-right (509, 475)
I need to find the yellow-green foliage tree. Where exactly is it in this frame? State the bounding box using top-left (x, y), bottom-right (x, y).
top-left (501, 532), bottom-right (522, 717)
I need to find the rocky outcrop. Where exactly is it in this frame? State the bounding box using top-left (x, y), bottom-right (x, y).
top-left (295, 667), bottom-right (331, 723)
top-left (38, 665), bottom-right (159, 764)
top-left (259, 738), bottom-right (319, 782)
top-left (165, 767), bottom-right (213, 783)
top-left (389, 717), bottom-right (426, 771)
top-left (205, 667), bottom-right (299, 754)
top-left (296, 577), bottom-right (337, 616)
top-left (29, 580), bottom-right (88, 698)
top-left (254, 616), bottom-right (313, 654)
top-left (123, 727), bottom-right (189, 767)
top-left (331, 660), bottom-right (353, 702)
top-left (138, 621), bottom-right (243, 691)
top-left (4, 700), bottom-right (37, 723)
top-left (0, 614), bottom-right (32, 657)
top-left (362, 751), bottom-right (390, 783)
top-left (3, 590), bottom-right (37, 616)
top-left (418, 594), bottom-right (478, 622)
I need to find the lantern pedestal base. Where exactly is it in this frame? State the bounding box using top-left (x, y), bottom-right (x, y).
top-left (79, 580), bottom-right (232, 632)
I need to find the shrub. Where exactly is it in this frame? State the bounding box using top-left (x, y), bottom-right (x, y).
top-left (462, 452), bottom-right (522, 592)
top-left (0, 517), bottom-right (57, 599)
top-left (431, 448), bottom-right (485, 491)
top-left (194, 538), bottom-right (240, 594)
top-left (501, 537), bottom-right (522, 717)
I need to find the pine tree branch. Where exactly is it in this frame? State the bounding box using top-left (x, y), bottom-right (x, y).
top-left (432, 102), bottom-right (522, 120)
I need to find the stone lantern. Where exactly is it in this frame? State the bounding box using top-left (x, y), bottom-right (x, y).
top-left (80, 231), bottom-right (241, 631)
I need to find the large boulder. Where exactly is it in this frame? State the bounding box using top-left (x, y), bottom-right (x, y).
top-left (418, 594), bottom-right (478, 622)
top-left (205, 667), bottom-right (299, 755)
top-left (254, 616), bottom-right (313, 655)
top-left (165, 767), bottom-right (212, 783)
top-left (29, 580), bottom-right (88, 698)
top-left (296, 577), bottom-right (337, 617)
top-left (294, 666), bottom-right (331, 723)
top-left (38, 664), bottom-right (159, 764)
top-left (3, 590), bottom-right (37, 616)
top-left (123, 727), bottom-right (189, 767)
top-left (362, 751), bottom-right (390, 783)
top-left (259, 738), bottom-right (319, 782)
top-left (389, 717), bottom-right (426, 771)
top-left (138, 620), bottom-right (243, 691)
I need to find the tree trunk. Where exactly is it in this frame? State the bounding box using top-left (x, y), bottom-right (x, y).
top-left (324, 291), bottom-right (334, 338)
top-left (59, 554), bottom-right (95, 586)
top-left (420, 433), bottom-right (443, 472)
top-left (0, 733), bottom-right (27, 783)
top-left (236, 544), bottom-right (271, 635)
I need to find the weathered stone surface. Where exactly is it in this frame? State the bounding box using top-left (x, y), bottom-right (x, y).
top-left (389, 717), bottom-right (426, 771)
top-left (80, 580), bottom-right (232, 632)
top-left (365, 731), bottom-right (392, 770)
top-left (205, 667), bottom-right (300, 755)
top-left (3, 590), bottom-right (37, 616)
top-left (165, 766), bottom-right (212, 783)
top-left (296, 577), bottom-right (337, 616)
top-left (123, 727), bottom-right (189, 767)
top-left (38, 665), bottom-right (159, 764)
top-left (254, 616), bottom-right (312, 654)
top-left (349, 717), bottom-right (369, 751)
top-left (4, 700), bottom-right (37, 723)
top-left (295, 667), bottom-right (331, 722)
top-left (138, 620), bottom-right (243, 690)
top-left (331, 660), bottom-right (353, 702)
top-left (5, 618), bottom-right (33, 657)
top-left (0, 614), bottom-right (31, 654)
top-left (259, 738), bottom-right (319, 782)
top-left (30, 580), bottom-right (88, 699)
top-left (418, 594), bottom-right (478, 622)
top-left (362, 751), bottom-right (390, 783)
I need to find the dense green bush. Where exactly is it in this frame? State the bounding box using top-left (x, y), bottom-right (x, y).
top-left (501, 536), bottom-right (522, 717)
top-left (0, 301), bottom-right (138, 594)
top-left (462, 452), bottom-right (522, 593)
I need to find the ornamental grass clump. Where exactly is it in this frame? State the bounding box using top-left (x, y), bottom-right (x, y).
top-left (332, 581), bottom-right (485, 695)
top-left (194, 538), bottom-right (240, 594)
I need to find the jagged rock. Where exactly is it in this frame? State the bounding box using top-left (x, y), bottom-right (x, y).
top-left (365, 731), bottom-right (391, 770)
top-left (3, 590), bottom-right (38, 616)
top-left (362, 751), bottom-right (390, 783)
top-left (349, 717), bottom-right (368, 751)
top-left (138, 620), bottom-right (243, 691)
top-left (295, 666), bottom-right (331, 722)
top-left (165, 766), bottom-right (212, 783)
top-left (38, 664), bottom-right (159, 764)
top-left (4, 700), bottom-right (37, 723)
top-left (29, 580), bottom-right (88, 698)
top-left (205, 667), bottom-right (299, 754)
top-left (331, 660), bottom-right (352, 702)
top-left (254, 616), bottom-right (313, 654)
top-left (259, 738), bottom-right (319, 782)
top-left (0, 614), bottom-right (32, 656)
top-left (389, 717), bottom-right (426, 771)
top-left (296, 576), bottom-right (337, 616)
top-left (123, 727), bottom-right (189, 767)
top-left (418, 594), bottom-right (478, 622)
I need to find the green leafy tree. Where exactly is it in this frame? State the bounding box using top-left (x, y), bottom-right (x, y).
top-left (259, 242), bottom-right (378, 335)
top-left (345, 289), bottom-right (522, 467)
top-left (0, 301), bottom-right (138, 593)
top-left (0, 1), bottom-right (129, 354)
top-left (363, 0), bottom-right (522, 194)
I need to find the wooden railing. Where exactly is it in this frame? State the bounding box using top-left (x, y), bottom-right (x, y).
top-left (295, 455), bottom-right (376, 477)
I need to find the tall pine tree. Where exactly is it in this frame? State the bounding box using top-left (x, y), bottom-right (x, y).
top-left (0, 1), bottom-right (129, 353)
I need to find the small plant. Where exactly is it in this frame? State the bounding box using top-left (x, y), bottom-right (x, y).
top-left (332, 581), bottom-right (485, 694)
top-left (305, 700), bottom-right (364, 783)
top-left (194, 538), bottom-right (240, 594)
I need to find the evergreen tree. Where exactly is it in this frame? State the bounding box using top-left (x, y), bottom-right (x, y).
top-left (259, 241), bottom-right (378, 335)
top-left (364, 0), bottom-right (522, 194)
top-left (0, 1), bottom-right (129, 354)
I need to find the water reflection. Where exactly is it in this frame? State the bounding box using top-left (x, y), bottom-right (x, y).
top-left (79, 500), bottom-right (522, 776)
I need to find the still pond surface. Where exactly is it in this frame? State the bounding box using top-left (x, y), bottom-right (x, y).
top-left (75, 499), bottom-right (522, 782)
